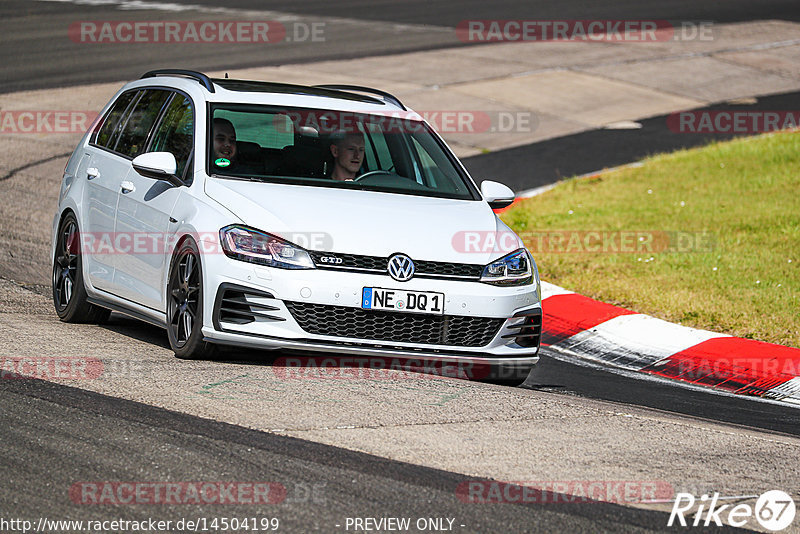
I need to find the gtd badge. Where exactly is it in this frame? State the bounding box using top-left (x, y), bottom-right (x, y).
top-left (387, 254), bottom-right (415, 282)
top-left (320, 256), bottom-right (343, 264)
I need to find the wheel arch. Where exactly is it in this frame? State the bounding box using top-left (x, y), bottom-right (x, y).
top-left (51, 207), bottom-right (78, 263)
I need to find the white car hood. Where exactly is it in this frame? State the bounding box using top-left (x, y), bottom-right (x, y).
top-left (205, 178), bottom-right (521, 264)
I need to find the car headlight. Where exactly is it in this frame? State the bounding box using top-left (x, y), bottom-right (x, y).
top-left (220, 225), bottom-right (315, 269)
top-left (481, 248), bottom-right (534, 286)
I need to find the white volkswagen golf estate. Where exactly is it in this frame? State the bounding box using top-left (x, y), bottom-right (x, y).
top-left (52, 70), bottom-right (542, 382)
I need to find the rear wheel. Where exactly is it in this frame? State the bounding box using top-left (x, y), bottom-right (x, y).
top-left (52, 213), bottom-right (111, 323)
top-left (166, 238), bottom-right (216, 359)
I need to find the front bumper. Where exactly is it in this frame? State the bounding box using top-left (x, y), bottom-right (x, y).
top-left (201, 255), bottom-right (542, 372)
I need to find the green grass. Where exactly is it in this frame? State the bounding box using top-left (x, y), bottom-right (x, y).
top-left (501, 131), bottom-right (800, 347)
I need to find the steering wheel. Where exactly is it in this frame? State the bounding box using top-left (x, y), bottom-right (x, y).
top-left (354, 170), bottom-right (395, 182)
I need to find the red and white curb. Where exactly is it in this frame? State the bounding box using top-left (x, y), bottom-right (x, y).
top-left (539, 281), bottom-right (800, 406)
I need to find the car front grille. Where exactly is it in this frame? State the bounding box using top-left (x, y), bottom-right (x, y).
top-left (414, 259), bottom-right (483, 278)
top-left (284, 301), bottom-right (504, 347)
top-left (307, 251), bottom-right (483, 280)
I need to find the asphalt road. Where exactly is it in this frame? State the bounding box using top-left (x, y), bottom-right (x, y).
top-left (182, 0), bottom-right (800, 26)
top-left (2, 0), bottom-right (799, 93)
top-left (0, 0), bottom-right (454, 94)
top-left (528, 351), bottom-right (800, 438)
top-left (0, 289), bottom-right (794, 533)
top-left (1, 377), bottom-right (704, 534)
top-left (1, 3), bottom-right (798, 533)
top-left (462, 90), bottom-right (800, 191)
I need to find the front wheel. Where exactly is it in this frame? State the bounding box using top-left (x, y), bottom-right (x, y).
top-left (166, 238), bottom-right (216, 359)
top-left (52, 213), bottom-right (111, 323)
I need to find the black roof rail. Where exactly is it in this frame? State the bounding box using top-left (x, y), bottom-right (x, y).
top-left (312, 84), bottom-right (407, 110)
top-left (141, 69), bottom-right (215, 93)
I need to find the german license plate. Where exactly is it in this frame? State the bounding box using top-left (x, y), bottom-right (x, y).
top-left (361, 287), bottom-right (445, 315)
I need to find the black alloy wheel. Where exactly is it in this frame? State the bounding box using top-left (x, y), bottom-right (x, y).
top-left (52, 213), bottom-right (110, 323)
top-left (167, 238), bottom-right (216, 359)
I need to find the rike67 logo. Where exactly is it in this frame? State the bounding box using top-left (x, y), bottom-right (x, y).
top-left (669, 490), bottom-right (796, 531)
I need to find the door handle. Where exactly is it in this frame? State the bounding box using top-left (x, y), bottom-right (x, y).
top-left (86, 167), bottom-right (99, 180)
top-left (120, 181), bottom-right (135, 194)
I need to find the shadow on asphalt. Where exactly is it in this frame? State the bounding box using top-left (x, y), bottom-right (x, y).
top-left (98, 312), bottom-right (800, 436)
top-left (524, 352), bottom-right (800, 437)
top-left (100, 312), bottom-right (171, 349)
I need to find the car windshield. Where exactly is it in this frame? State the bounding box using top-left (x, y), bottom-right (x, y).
top-left (207, 104), bottom-right (478, 200)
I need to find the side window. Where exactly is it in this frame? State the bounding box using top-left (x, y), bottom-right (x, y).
top-left (93, 90), bottom-right (138, 149)
top-left (114, 89), bottom-right (171, 158)
top-left (149, 94), bottom-right (194, 178)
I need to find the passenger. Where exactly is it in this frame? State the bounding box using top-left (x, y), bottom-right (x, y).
top-left (329, 131), bottom-right (365, 181)
top-left (211, 118), bottom-right (264, 175)
top-left (212, 118), bottom-right (238, 168)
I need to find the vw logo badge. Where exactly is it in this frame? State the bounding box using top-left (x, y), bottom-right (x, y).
top-left (387, 254), bottom-right (415, 282)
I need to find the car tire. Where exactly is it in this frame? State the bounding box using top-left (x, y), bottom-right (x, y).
top-left (52, 213), bottom-right (111, 324)
top-left (166, 237), bottom-right (217, 360)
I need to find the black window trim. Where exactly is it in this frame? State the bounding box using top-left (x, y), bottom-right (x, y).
top-left (90, 88), bottom-right (141, 150)
top-left (108, 90), bottom-right (146, 155)
top-left (110, 88), bottom-right (171, 155)
top-left (181, 151), bottom-right (195, 185)
top-left (143, 91), bottom-right (196, 185)
top-left (88, 86), bottom-right (197, 185)
top-left (143, 91), bottom-right (177, 154)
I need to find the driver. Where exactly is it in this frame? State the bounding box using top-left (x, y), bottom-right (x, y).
top-left (329, 131), bottom-right (365, 181)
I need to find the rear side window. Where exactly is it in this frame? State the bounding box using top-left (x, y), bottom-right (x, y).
top-left (150, 94), bottom-right (194, 178)
top-left (114, 89), bottom-right (171, 158)
top-left (93, 90), bottom-right (138, 149)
